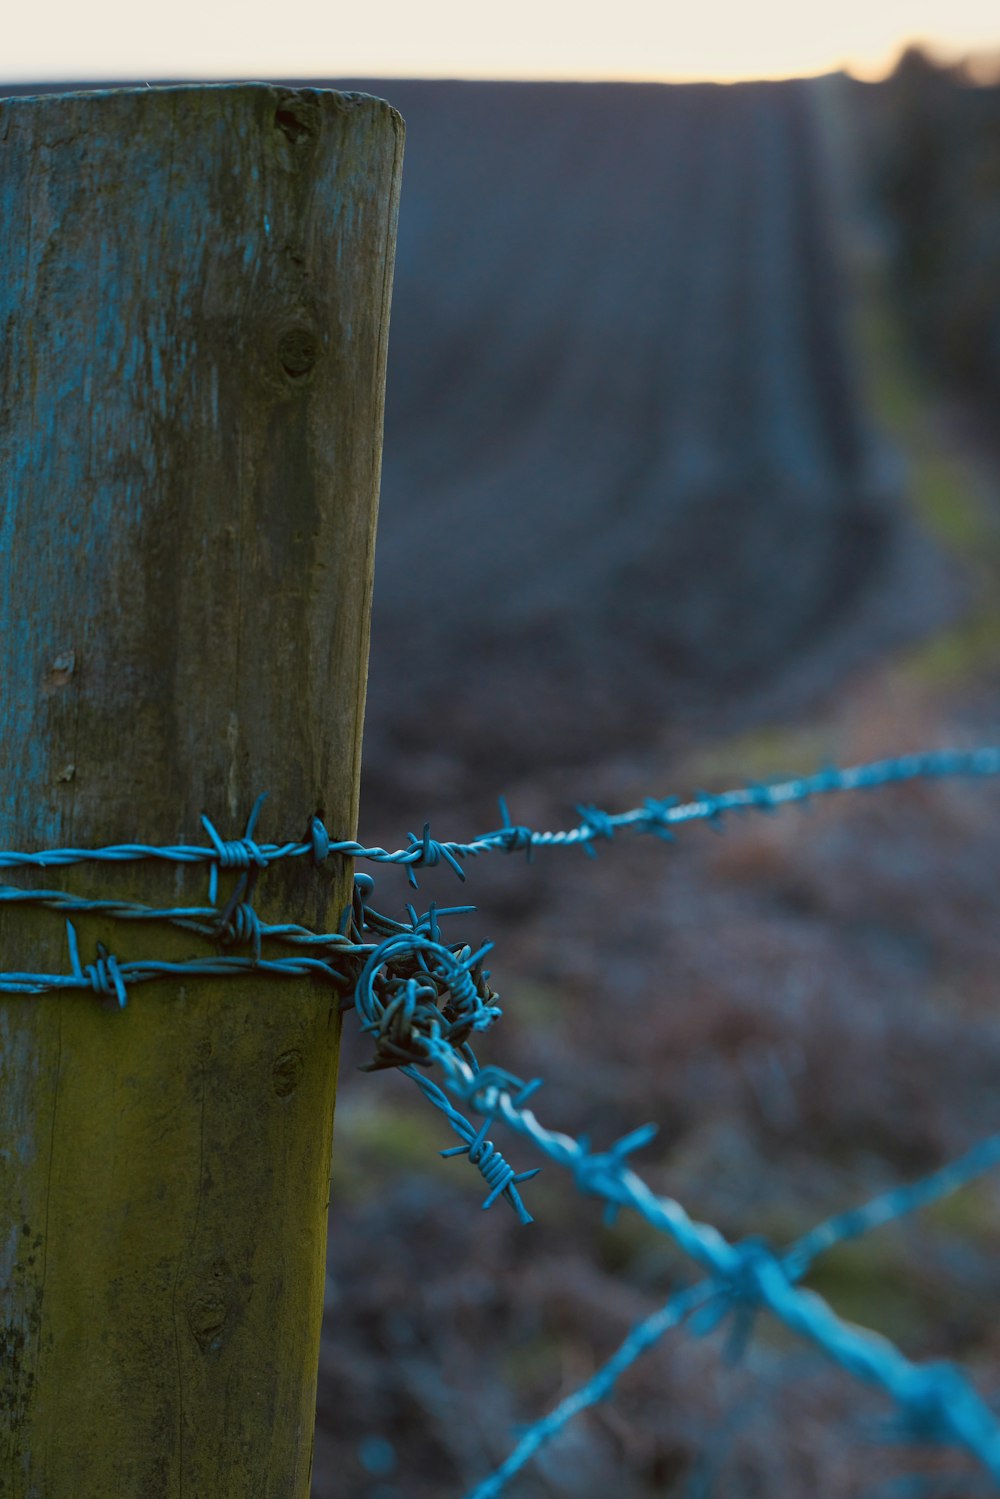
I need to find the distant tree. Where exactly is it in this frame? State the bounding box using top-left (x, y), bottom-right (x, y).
top-left (868, 49), bottom-right (1000, 403)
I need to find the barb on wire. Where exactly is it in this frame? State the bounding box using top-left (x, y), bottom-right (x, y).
top-left (1, 747), bottom-right (998, 887)
top-left (5, 746), bottom-right (1000, 1488)
top-left (390, 1021), bottom-right (1000, 1496)
top-left (0, 917), bottom-right (355, 1002)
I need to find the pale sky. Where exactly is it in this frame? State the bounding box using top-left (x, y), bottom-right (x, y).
top-left (4, 0), bottom-right (1000, 84)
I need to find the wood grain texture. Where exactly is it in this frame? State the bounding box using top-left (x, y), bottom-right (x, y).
top-left (0, 83), bottom-right (403, 1497)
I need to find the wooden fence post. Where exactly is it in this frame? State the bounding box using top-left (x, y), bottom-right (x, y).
top-left (0, 83), bottom-right (403, 1497)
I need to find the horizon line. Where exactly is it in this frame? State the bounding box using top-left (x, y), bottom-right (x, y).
top-left (0, 65), bottom-right (922, 90)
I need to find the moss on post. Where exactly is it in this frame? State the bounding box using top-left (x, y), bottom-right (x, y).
top-left (0, 83), bottom-right (403, 1497)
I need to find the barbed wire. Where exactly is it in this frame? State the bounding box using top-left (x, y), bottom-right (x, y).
top-left (2, 747), bottom-right (998, 891)
top-left (4, 747), bottom-right (1000, 1490)
top-left (349, 988), bottom-right (1000, 1493)
top-left (456, 1121), bottom-right (1000, 1497)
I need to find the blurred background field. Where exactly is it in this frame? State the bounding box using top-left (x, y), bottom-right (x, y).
top-left (320, 56), bottom-right (1000, 1499)
top-left (9, 44), bottom-right (1000, 1499)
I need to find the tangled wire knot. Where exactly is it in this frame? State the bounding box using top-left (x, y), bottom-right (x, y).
top-left (349, 924), bottom-right (502, 1072)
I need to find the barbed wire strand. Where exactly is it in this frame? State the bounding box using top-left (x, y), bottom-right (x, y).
top-left (4, 748), bottom-right (1000, 1491)
top-left (457, 1126), bottom-right (1000, 1497)
top-left (1, 748), bottom-right (998, 889)
top-left (365, 1000), bottom-right (1000, 1494)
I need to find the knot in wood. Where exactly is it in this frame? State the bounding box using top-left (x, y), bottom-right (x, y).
top-left (277, 324), bottom-right (320, 381)
top-left (187, 1293), bottom-right (228, 1354)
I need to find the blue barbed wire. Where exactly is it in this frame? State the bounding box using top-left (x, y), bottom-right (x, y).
top-left (357, 997), bottom-right (1000, 1495)
top-left (452, 1120), bottom-right (1000, 1496)
top-left (411, 1074), bottom-right (541, 1225)
top-left (0, 916), bottom-right (357, 1003)
top-left (5, 746), bottom-right (1000, 1486)
top-left (0, 879), bottom-right (477, 956)
top-left (318, 868), bottom-right (1000, 1485)
top-left (2, 748), bottom-right (998, 889)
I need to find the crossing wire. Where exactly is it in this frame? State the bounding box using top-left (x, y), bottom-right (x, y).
top-left (2, 746), bottom-right (1000, 1492)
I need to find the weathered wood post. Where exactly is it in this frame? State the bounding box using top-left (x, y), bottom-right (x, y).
top-left (0, 83), bottom-right (402, 1497)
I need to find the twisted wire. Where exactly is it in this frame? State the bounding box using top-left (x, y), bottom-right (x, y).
top-left (412, 1075), bottom-right (540, 1224)
top-left (1, 748), bottom-right (997, 887)
top-left (315, 888), bottom-right (1000, 1491)
top-left (0, 919), bottom-right (355, 998)
top-left (4, 748), bottom-right (1000, 1487)
top-left (395, 1033), bottom-right (1000, 1495)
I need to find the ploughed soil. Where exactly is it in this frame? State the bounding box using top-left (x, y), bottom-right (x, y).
top-left (356, 77), bottom-right (959, 810)
top-left (309, 79), bottom-right (1000, 1499)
